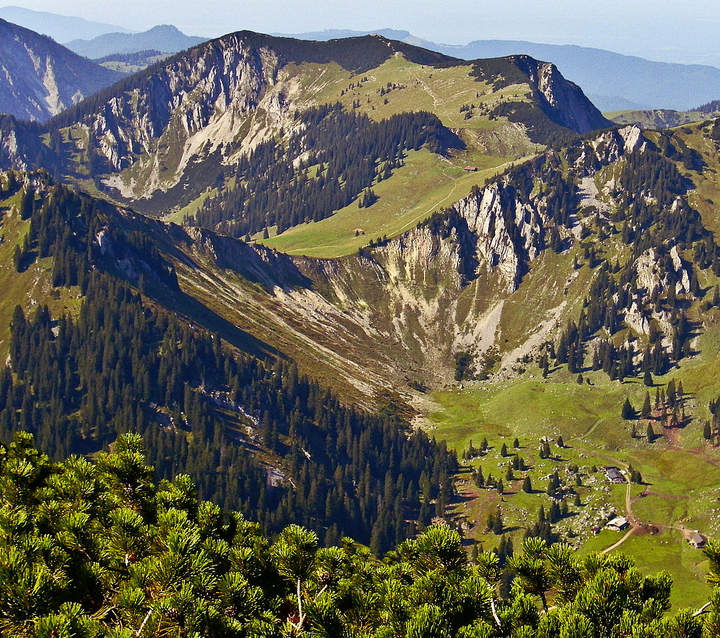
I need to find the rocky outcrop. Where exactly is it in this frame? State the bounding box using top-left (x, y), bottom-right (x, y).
top-left (568, 125), bottom-right (646, 174)
top-left (86, 36), bottom-right (283, 177)
top-left (623, 245), bottom-right (692, 336)
top-left (623, 302), bottom-right (650, 335)
top-left (634, 246), bottom-right (691, 298)
top-left (455, 183), bottom-right (545, 291)
top-left (62, 33), bottom-right (325, 204)
top-left (0, 19), bottom-right (122, 121)
top-left (511, 56), bottom-right (611, 134)
top-left (347, 127), bottom-right (649, 298)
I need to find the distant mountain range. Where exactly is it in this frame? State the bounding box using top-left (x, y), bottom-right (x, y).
top-left (65, 25), bottom-right (206, 59)
top-left (0, 18), bottom-right (123, 121)
top-left (0, 5), bottom-right (131, 42)
top-left (607, 105), bottom-right (720, 130)
top-left (280, 29), bottom-right (720, 112)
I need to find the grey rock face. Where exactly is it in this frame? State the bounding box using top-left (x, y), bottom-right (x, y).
top-left (0, 19), bottom-right (122, 121)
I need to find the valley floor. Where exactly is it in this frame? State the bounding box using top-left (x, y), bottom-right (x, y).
top-left (425, 322), bottom-right (720, 609)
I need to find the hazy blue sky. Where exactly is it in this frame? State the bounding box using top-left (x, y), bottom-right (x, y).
top-left (6, 0), bottom-right (720, 65)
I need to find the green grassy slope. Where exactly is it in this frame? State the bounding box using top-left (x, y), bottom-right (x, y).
top-left (261, 150), bottom-right (529, 258)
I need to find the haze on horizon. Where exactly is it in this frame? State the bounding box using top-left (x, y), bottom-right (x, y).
top-left (3, 0), bottom-right (720, 67)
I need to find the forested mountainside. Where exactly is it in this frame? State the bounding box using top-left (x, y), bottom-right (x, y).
top-left (1, 118), bottom-right (718, 556)
top-left (168, 123), bottom-right (717, 397)
top-left (0, 30), bottom-right (608, 225)
top-left (0, 19), bottom-right (123, 122)
top-left (2, 119), bottom-right (717, 429)
top-left (0, 171), bottom-right (456, 555)
top-left (3, 434), bottom-right (720, 637)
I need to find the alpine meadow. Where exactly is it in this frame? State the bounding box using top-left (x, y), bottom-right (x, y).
top-left (4, 3), bottom-right (720, 636)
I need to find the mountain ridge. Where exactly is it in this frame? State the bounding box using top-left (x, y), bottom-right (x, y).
top-left (0, 29), bottom-right (608, 230)
top-left (281, 28), bottom-right (720, 111)
top-left (0, 18), bottom-right (124, 121)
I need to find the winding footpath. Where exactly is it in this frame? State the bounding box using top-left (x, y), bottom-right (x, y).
top-left (600, 477), bottom-right (637, 554)
top-left (590, 451), bottom-right (696, 554)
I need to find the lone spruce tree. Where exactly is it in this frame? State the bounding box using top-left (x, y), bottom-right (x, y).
top-left (622, 397), bottom-right (635, 420)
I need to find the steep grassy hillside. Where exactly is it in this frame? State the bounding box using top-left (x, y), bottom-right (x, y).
top-left (286, 29), bottom-right (720, 112)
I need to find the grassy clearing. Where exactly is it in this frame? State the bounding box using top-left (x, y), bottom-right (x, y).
top-left (261, 150), bottom-right (525, 258)
top-left (429, 375), bottom-right (638, 453)
top-left (163, 185), bottom-right (218, 225)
